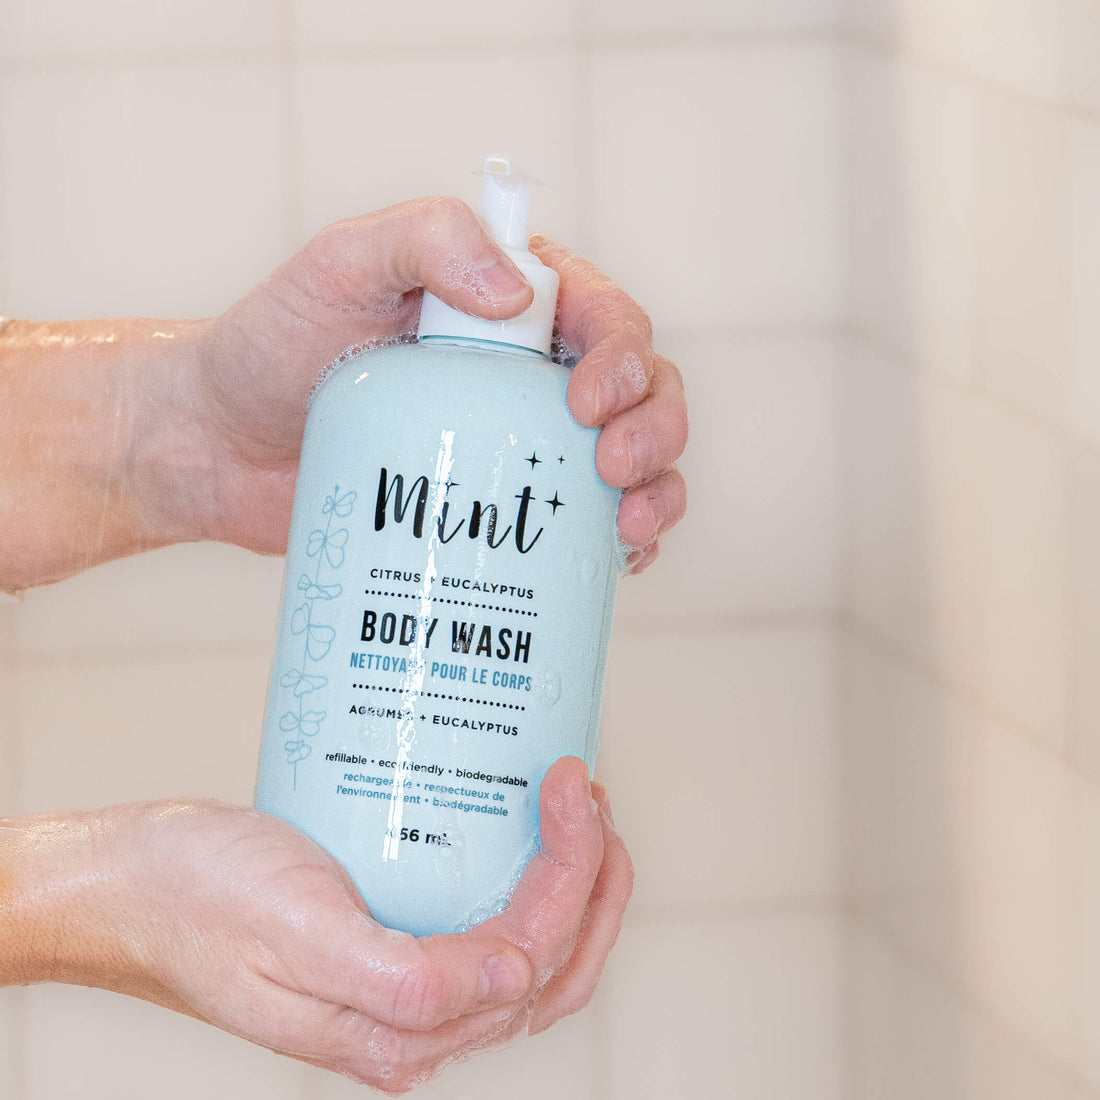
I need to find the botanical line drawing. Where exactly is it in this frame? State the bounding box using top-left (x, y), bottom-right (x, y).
top-left (280, 485), bottom-right (356, 787)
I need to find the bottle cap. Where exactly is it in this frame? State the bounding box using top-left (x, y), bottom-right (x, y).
top-left (417, 156), bottom-right (559, 358)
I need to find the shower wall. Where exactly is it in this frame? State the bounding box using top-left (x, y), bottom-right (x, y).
top-left (0, 2), bottom-right (844, 1099)
top-left (839, 1), bottom-right (1100, 1096)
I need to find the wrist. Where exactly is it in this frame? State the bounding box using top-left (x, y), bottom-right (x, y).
top-left (0, 319), bottom-right (213, 588)
top-left (0, 809), bottom-right (118, 988)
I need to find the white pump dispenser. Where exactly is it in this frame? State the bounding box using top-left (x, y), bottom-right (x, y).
top-left (417, 156), bottom-right (559, 358)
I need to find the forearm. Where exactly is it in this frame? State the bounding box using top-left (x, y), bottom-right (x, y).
top-left (0, 319), bottom-right (212, 590)
top-left (0, 809), bottom-right (127, 990)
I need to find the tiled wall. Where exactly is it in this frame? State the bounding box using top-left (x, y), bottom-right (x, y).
top-left (839, 0), bottom-right (1100, 1096)
top-left (0, 2), bottom-right (843, 1099)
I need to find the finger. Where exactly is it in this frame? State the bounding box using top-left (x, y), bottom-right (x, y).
top-left (239, 977), bottom-right (530, 1094)
top-left (298, 196), bottom-right (534, 324)
top-left (292, 908), bottom-right (534, 1033)
top-left (566, 331), bottom-right (654, 429)
top-left (594, 355), bottom-right (688, 488)
top-left (529, 787), bottom-right (633, 1034)
top-left (530, 235), bottom-right (655, 426)
top-left (616, 465), bottom-right (687, 551)
top-left (302, 997), bottom-right (533, 1094)
top-left (473, 757), bottom-right (603, 981)
top-left (625, 541), bottom-right (661, 575)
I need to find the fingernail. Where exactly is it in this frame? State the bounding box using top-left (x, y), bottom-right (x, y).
top-left (482, 953), bottom-right (529, 1001)
top-left (603, 794), bottom-right (617, 826)
top-left (479, 252), bottom-right (529, 298)
top-left (648, 497), bottom-right (669, 541)
top-left (599, 373), bottom-right (628, 419)
top-left (630, 428), bottom-right (659, 478)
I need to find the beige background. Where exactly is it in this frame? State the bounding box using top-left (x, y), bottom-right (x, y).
top-left (1, 0), bottom-right (1098, 1097)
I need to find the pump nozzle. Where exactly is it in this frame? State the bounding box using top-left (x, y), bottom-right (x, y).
top-left (478, 156), bottom-right (534, 250)
top-left (417, 155), bottom-right (560, 359)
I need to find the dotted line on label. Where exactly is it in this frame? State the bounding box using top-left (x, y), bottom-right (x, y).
top-left (351, 682), bottom-right (526, 711)
top-left (363, 589), bottom-right (537, 616)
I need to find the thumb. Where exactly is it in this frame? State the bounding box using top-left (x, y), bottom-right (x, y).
top-left (408, 196), bottom-right (534, 320)
top-left (302, 195), bottom-right (534, 322)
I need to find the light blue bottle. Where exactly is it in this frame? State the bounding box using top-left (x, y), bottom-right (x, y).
top-left (255, 158), bottom-right (622, 936)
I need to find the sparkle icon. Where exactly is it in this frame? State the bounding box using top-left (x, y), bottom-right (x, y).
top-left (545, 493), bottom-right (564, 515)
top-left (526, 452), bottom-right (542, 469)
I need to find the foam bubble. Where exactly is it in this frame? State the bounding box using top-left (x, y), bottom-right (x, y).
top-left (438, 254), bottom-right (501, 307)
top-left (619, 350), bottom-right (648, 393)
top-left (309, 333), bottom-right (416, 406)
top-left (550, 330), bottom-right (579, 368)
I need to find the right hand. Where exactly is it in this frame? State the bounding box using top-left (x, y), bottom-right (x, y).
top-left (1, 758), bottom-right (630, 1093)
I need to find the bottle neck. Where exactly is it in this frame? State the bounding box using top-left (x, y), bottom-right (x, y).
top-left (418, 334), bottom-right (548, 360)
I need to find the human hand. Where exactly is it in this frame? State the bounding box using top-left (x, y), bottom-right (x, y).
top-left (181, 198), bottom-right (686, 573)
top-left (0, 758), bottom-right (629, 1093)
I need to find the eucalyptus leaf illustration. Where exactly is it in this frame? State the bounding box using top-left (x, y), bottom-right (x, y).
top-left (297, 573), bottom-right (342, 601)
top-left (306, 527), bottom-right (349, 568)
top-left (323, 489), bottom-right (357, 517)
top-left (283, 484), bottom-right (354, 776)
top-left (280, 710), bottom-right (327, 737)
top-left (280, 668), bottom-right (328, 696)
top-left (305, 622), bottom-right (336, 661)
top-left (285, 740), bottom-right (311, 763)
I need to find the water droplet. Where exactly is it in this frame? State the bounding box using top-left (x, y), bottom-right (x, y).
top-left (532, 669), bottom-right (561, 706)
top-left (359, 716), bottom-right (391, 750)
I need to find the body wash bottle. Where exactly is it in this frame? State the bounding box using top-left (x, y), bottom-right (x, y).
top-left (255, 158), bottom-right (622, 936)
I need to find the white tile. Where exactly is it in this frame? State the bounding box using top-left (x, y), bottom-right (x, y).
top-left (842, 636), bottom-right (1082, 1070)
top-left (1076, 777), bottom-right (1100, 1090)
top-left (311, 1010), bottom-right (595, 1099)
top-left (23, 985), bottom-right (304, 1100)
top-left (588, 44), bottom-right (840, 332)
top-left (0, 65), bottom-right (287, 319)
top-left (589, 0), bottom-right (835, 34)
top-left (975, 89), bottom-right (1073, 429)
top-left (600, 627), bottom-right (838, 908)
top-left (604, 911), bottom-right (844, 1100)
top-left (848, 925), bottom-right (1090, 1100)
top-left (1071, 119), bottom-right (1100, 448)
top-left (614, 334), bottom-right (837, 624)
top-left (841, 344), bottom-right (1069, 747)
top-left (0, 610), bottom-right (17, 810)
top-left (842, 0), bottom-right (1067, 103)
top-left (17, 651), bottom-right (271, 811)
top-left (1067, 0), bottom-right (1100, 113)
top-left (0, 0), bottom-right (277, 57)
top-left (844, 51), bottom-right (977, 383)
top-left (294, 0), bottom-right (571, 45)
top-left (0, 989), bottom-right (15, 1100)
top-left (296, 53), bottom-right (580, 246)
top-left (15, 543), bottom-right (285, 660)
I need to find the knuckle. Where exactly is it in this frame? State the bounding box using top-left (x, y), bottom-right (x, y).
top-left (419, 194), bottom-right (476, 242)
top-left (391, 963), bottom-right (449, 1030)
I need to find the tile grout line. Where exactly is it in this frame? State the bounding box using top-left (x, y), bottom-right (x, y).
top-left (837, 616), bottom-right (1100, 796)
top-left (627, 894), bottom-right (843, 925)
top-left (16, 638), bottom-right (275, 671)
top-left (0, 25), bottom-right (841, 75)
top-left (2, 612), bottom-right (29, 1097)
top-left (844, 324), bottom-right (1100, 468)
top-left (1067, 447), bottom-right (1084, 773)
top-left (836, 25), bottom-right (1100, 127)
top-left (275, 0), bottom-right (303, 256)
top-left (847, 906), bottom-right (1100, 1098)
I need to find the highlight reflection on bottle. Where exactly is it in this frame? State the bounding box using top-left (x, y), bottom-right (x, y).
top-left (255, 158), bottom-right (621, 936)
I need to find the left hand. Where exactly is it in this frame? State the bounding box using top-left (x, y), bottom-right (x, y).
top-left (182, 197), bottom-right (688, 572)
